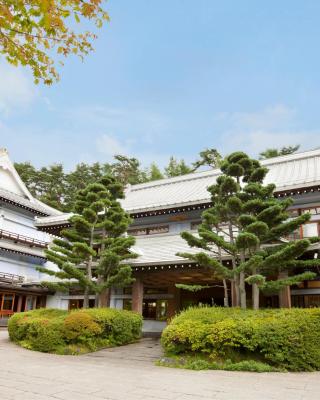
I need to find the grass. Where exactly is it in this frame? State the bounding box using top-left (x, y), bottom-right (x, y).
top-left (156, 353), bottom-right (284, 372)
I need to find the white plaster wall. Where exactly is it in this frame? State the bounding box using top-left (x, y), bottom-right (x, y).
top-left (46, 293), bottom-right (69, 310)
top-left (0, 257), bottom-right (41, 281)
top-left (0, 168), bottom-right (25, 196)
top-left (0, 207), bottom-right (51, 242)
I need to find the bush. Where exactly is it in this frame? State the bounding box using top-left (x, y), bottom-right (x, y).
top-left (8, 308), bottom-right (142, 354)
top-left (161, 307), bottom-right (320, 371)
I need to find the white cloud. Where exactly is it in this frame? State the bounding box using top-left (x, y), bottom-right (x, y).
top-left (96, 134), bottom-right (131, 159)
top-left (0, 63), bottom-right (37, 115)
top-left (214, 104), bottom-right (319, 155)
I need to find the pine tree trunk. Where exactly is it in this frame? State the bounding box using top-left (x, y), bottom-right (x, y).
top-left (83, 286), bottom-right (89, 308)
top-left (95, 228), bottom-right (107, 308)
top-left (239, 271), bottom-right (246, 309)
top-left (232, 276), bottom-right (240, 307)
top-left (252, 284), bottom-right (259, 310)
top-left (252, 267), bottom-right (259, 310)
top-left (228, 223), bottom-right (240, 307)
top-left (98, 287), bottom-right (110, 308)
top-left (84, 227), bottom-right (94, 309)
top-left (223, 279), bottom-right (229, 307)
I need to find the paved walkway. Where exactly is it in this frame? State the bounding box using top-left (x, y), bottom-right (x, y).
top-left (1, 330), bottom-right (319, 400)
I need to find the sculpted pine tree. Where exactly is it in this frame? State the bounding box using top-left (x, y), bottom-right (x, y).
top-left (94, 176), bottom-right (137, 307)
top-left (38, 176), bottom-right (136, 308)
top-left (180, 152), bottom-right (319, 309)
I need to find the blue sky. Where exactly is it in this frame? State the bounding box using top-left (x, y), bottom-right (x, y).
top-left (1, 0), bottom-right (320, 169)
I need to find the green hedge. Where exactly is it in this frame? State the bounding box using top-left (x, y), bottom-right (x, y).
top-left (161, 307), bottom-right (320, 371)
top-left (8, 308), bottom-right (142, 354)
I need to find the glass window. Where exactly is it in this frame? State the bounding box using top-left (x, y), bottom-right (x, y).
top-left (25, 296), bottom-right (34, 311)
top-left (128, 225), bottom-right (169, 236)
top-left (287, 209), bottom-right (299, 217)
top-left (301, 207), bottom-right (320, 215)
top-left (2, 294), bottom-right (14, 311)
top-left (302, 223), bottom-right (319, 238)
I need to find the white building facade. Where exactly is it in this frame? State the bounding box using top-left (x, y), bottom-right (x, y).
top-left (1, 147), bottom-right (320, 324)
top-left (0, 149), bottom-right (69, 323)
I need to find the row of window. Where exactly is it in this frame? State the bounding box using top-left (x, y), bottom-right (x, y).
top-left (128, 225), bottom-right (169, 236)
top-left (126, 205), bottom-right (320, 238)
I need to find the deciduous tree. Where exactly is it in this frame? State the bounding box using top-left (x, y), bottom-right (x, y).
top-left (0, 0), bottom-right (109, 84)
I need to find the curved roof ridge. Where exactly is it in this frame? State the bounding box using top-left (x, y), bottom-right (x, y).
top-left (128, 168), bottom-right (220, 192)
top-left (128, 147), bottom-right (320, 193)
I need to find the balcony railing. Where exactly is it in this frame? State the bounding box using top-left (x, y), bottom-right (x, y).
top-left (0, 272), bottom-right (24, 285)
top-left (0, 229), bottom-right (48, 249)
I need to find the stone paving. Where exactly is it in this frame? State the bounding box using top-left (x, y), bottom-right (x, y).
top-left (1, 329), bottom-right (320, 400)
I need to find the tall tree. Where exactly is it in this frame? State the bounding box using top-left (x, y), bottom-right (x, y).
top-left (39, 176), bottom-right (136, 308)
top-left (148, 162), bottom-right (164, 181)
top-left (94, 176), bottom-right (137, 307)
top-left (179, 151), bottom-right (319, 309)
top-left (14, 162), bottom-right (39, 196)
top-left (259, 145), bottom-right (300, 160)
top-left (64, 162), bottom-right (111, 211)
top-left (165, 157), bottom-right (192, 177)
top-left (0, 0), bottom-right (109, 84)
top-left (37, 164), bottom-right (67, 211)
top-left (193, 148), bottom-right (223, 170)
top-left (111, 155), bottom-right (147, 185)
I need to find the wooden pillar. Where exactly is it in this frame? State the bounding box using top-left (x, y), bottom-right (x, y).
top-left (16, 296), bottom-right (23, 313)
top-left (167, 286), bottom-right (180, 320)
top-left (278, 271), bottom-right (291, 308)
top-left (132, 278), bottom-right (143, 315)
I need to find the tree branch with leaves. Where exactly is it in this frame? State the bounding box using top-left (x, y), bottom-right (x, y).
top-left (0, 0), bottom-right (109, 84)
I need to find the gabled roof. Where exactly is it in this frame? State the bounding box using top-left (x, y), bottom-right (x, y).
top-left (0, 148), bottom-right (62, 216)
top-left (34, 148), bottom-right (320, 227)
top-left (131, 232), bottom-right (229, 266)
top-left (122, 148), bottom-right (320, 214)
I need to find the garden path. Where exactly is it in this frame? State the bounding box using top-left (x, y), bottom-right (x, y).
top-left (0, 329), bottom-right (319, 400)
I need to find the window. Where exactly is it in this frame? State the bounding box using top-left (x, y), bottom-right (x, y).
top-left (1, 293), bottom-right (15, 311)
top-left (128, 225), bottom-right (169, 236)
top-left (301, 207), bottom-right (320, 215)
top-left (287, 209), bottom-right (300, 217)
top-left (283, 228), bottom-right (301, 241)
top-left (302, 223), bottom-right (319, 238)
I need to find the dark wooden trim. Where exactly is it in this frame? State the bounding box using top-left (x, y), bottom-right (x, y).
top-left (274, 185), bottom-right (320, 198)
top-left (130, 202), bottom-right (212, 219)
top-left (0, 196), bottom-right (48, 216)
top-left (0, 246), bottom-right (47, 261)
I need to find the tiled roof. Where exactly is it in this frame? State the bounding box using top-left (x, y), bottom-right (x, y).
top-left (122, 148), bottom-right (320, 213)
top-left (0, 148), bottom-right (62, 216)
top-left (130, 232), bottom-right (229, 266)
top-left (34, 213), bottom-right (74, 226)
top-left (35, 148), bottom-right (320, 226)
top-left (0, 187), bottom-right (62, 216)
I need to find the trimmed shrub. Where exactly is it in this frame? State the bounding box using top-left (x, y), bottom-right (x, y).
top-left (161, 307), bottom-right (320, 371)
top-left (8, 308), bottom-right (142, 354)
top-left (63, 312), bottom-right (102, 341)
